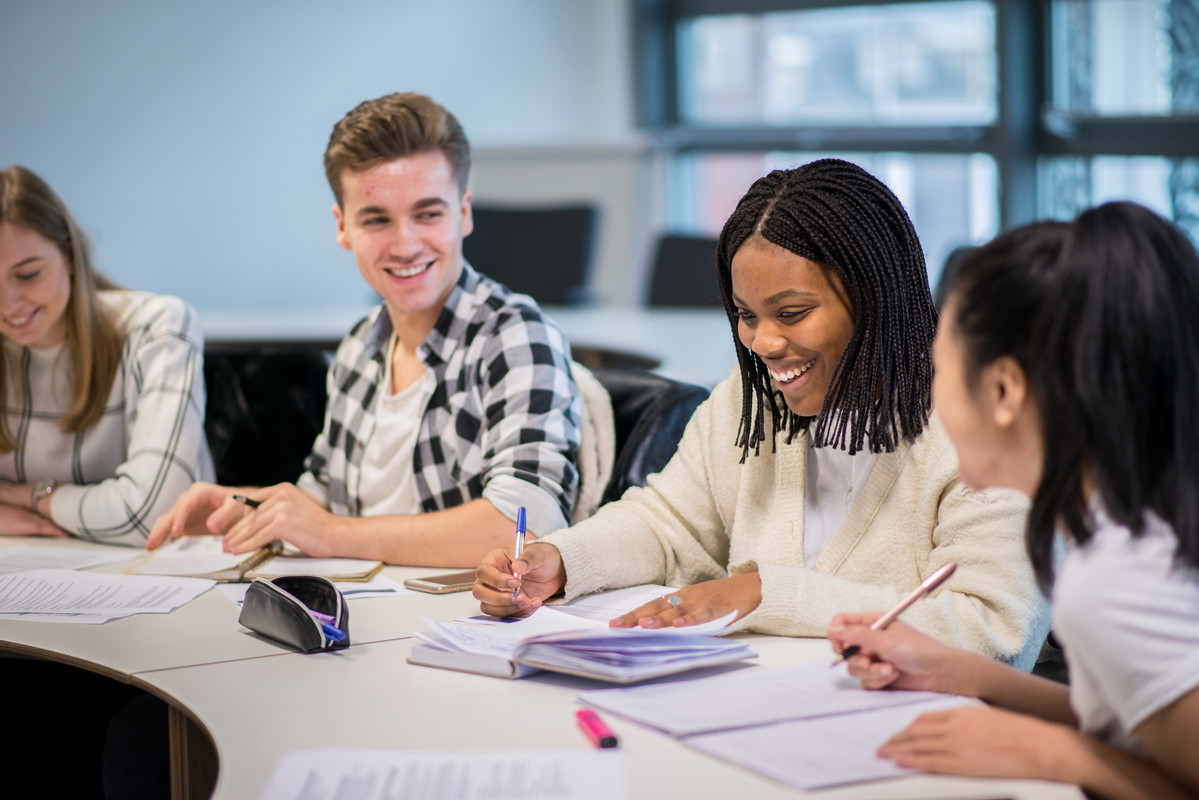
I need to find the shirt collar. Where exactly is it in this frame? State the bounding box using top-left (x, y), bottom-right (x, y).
top-left (360, 262), bottom-right (483, 364)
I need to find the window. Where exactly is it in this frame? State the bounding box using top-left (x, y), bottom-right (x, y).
top-left (637, 0), bottom-right (1199, 287)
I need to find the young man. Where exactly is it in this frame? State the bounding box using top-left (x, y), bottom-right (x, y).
top-left (147, 92), bottom-right (582, 566)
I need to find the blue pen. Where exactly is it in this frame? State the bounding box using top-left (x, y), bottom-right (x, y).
top-left (309, 610), bottom-right (346, 642)
top-left (511, 506), bottom-right (527, 600)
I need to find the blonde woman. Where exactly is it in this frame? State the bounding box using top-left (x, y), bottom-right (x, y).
top-left (0, 166), bottom-right (213, 545)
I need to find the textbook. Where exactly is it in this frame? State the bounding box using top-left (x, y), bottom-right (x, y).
top-left (408, 585), bottom-right (756, 682)
top-left (129, 536), bottom-right (385, 583)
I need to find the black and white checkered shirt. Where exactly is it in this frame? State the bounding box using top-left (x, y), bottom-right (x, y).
top-left (299, 264), bottom-right (581, 527)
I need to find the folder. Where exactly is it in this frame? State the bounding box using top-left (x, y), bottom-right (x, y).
top-left (129, 536), bottom-right (384, 583)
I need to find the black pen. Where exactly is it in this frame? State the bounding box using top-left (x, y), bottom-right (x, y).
top-left (232, 494), bottom-right (262, 509)
top-left (832, 561), bottom-right (958, 667)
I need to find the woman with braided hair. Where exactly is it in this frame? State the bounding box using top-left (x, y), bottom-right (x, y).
top-left (474, 159), bottom-right (1048, 668)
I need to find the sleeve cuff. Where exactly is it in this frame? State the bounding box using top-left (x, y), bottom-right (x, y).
top-left (484, 475), bottom-right (569, 536)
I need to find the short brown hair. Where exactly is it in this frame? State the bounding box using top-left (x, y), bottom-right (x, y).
top-left (0, 166), bottom-right (124, 451)
top-left (323, 92), bottom-right (471, 207)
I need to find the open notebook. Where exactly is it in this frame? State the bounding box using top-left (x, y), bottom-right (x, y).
top-left (577, 658), bottom-right (974, 791)
top-left (409, 585), bottom-right (755, 682)
top-left (129, 536), bottom-right (384, 583)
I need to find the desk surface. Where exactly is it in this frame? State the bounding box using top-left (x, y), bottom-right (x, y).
top-left (0, 538), bottom-right (1083, 800)
top-left (202, 305), bottom-right (737, 388)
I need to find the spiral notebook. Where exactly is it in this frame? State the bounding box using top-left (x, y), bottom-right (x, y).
top-left (130, 536), bottom-right (384, 583)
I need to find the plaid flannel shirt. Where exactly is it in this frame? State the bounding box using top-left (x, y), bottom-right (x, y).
top-left (299, 263), bottom-right (581, 524)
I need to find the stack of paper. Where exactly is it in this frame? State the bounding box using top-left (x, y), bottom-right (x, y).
top-left (0, 568), bottom-right (213, 624)
top-left (257, 748), bottom-right (623, 800)
top-left (410, 585), bottom-right (755, 681)
top-left (577, 659), bottom-right (973, 790)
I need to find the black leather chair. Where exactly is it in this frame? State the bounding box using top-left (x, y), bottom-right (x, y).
top-left (591, 368), bottom-right (710, 505)
top-left (647, 233), bottom-right (722, 307)
top-left (463, 203), bottom-right (599, 306)
top-left (203, 347), bottom-right (330, 486)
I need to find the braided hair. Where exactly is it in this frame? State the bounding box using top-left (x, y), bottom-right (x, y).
top-left (715, 159), bottom-right (935, 460)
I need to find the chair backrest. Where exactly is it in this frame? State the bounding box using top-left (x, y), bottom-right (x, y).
top-left (647, 233), bottom-right (722, 307)
top-left (590, 367), bottom-right (710, 506)
top-left (463, 203), bottom-right (599, 306)
top-left (203, 346), bottom-right (330, 486)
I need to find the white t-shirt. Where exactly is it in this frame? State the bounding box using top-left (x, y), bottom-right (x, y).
top-left (1052, 506), bottom-right (1199, 753)
top-left (803, 442), bottom-right (879, 566)
top-left (357, 338), bottom-right (435, 517)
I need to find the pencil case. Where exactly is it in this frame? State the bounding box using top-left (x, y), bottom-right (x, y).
top-left (238, 576), bottom-right (351, 654)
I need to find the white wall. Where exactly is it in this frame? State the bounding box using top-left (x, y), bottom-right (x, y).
top-left (0, 0), bottom-right (654, 320)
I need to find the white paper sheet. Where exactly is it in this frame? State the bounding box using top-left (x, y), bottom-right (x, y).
top-left (126, 535), bottom-right (245, 575)
top-left (579, 659), bottom-right (950, 736)
top-left (256, 748), bottom-right (624, 800)
top-left (426, 607), bottom-right (605, 658)
top-left (0, 568), bottom-right (213, 622)
top-left (686, 695), bottom-right (973, 790)
top-left (0, 544), bottom-right (137, 574)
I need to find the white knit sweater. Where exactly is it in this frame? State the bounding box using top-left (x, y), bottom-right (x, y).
top-left (540, 373), bottom-right (1050, 671)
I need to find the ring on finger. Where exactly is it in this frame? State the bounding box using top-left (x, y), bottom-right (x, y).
top-left (667, 594), bottom-right (682, 608)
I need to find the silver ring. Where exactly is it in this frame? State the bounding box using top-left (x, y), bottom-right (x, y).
top-left (667, 594), bottom-right (682, 607)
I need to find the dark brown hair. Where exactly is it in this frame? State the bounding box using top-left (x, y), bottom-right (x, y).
top-left (323, 92), bottom-right (471, 206)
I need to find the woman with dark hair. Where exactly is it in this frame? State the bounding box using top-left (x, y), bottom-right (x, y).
top-left (474, 159), bottom-right (1047, 668)
top-left (829, 202), bottom-right (1199, 798)
top-left (0, 165), bottom-right (213, 545)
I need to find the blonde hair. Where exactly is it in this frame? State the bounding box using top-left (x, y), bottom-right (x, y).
top-left (0, 166), bottom-right (125, 452)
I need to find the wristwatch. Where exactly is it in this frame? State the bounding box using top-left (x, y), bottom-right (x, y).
top-left (30, 478), bottom-right (58, 510)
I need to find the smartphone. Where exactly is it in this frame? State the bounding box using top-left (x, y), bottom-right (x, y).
top-left (403, 569), bottom-right (477, 594)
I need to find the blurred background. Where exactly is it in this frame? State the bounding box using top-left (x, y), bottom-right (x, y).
top-left (4, 0), bottom-right (1197, 333)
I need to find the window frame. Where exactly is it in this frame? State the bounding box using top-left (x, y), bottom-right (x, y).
top-left (634, 0), bottom-right (1199, 233)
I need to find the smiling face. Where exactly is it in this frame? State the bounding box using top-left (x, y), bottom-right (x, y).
top-left (332, 150), bottom-right (472, 337)
top-left (731, 236), bottom-right (855, 418)
top-left (0, 222), bottom-right (72, 348)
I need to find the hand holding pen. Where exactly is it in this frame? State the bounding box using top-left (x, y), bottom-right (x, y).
top-left (828, 562), bottom-right (959, 685)
top-left (511, 507), bottom-right (527, 600)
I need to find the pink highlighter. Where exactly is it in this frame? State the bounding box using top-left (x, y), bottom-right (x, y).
top-left (576, 708), bottom-right (619, 749)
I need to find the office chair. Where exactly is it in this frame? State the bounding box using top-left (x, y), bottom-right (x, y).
top-left (646, 233), bottom-right (722, 307)
top-left (463, 203), bottom-right (599, 306)
top-left (203, 346), bottom-right (330, 486)
top-left (591, 367), bottom-right (710, 506)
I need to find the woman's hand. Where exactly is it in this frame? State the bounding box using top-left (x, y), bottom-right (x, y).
top-left (608, 572), bottom-right (761, 629)
top-left (828, 612), bottom-right (962, 693)
top-left (879, 705), bottom-right (1074, 781)
top-left (0, 503), bottom-right (66, 537)
top-left (473, 542), bottom-right (566, 617)
top-left (147, 482), bottom-right (241, 549)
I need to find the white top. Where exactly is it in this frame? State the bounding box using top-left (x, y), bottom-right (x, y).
top-left (0, 291), bottom-right (214, 545)
top-left (1053, 505), bottom-right (1199, 753)
top-left (357, 338), bottom-right (433, 517)
top-left (803, 441), bottom-right (879, 565)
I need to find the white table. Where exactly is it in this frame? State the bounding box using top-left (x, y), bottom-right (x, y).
top-left (0, 538), bottom-right (1084, 800)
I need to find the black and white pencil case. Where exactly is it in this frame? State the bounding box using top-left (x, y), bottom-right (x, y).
top-left (238, 576), bottom-right (351, 654)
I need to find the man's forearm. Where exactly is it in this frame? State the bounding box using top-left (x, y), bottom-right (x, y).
top-left (325, 498), bottom-right (520, 567)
